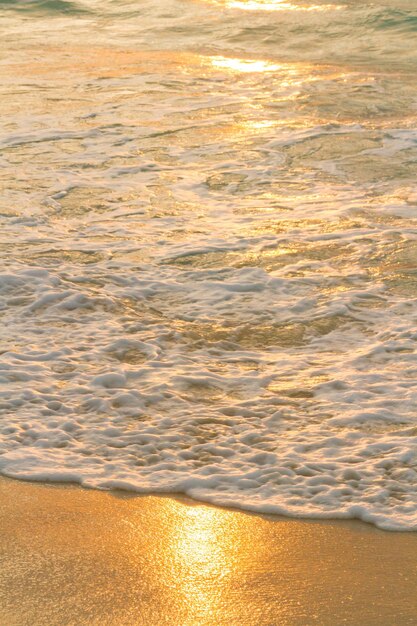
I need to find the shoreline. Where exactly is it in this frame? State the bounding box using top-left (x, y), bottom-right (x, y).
top-left (1, 477), bottom-right (417, 625)
top-left (1, 473), bottom-right (412, 532)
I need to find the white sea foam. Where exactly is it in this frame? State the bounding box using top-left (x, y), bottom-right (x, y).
top-left (1, 0), bottom-right (416, 530)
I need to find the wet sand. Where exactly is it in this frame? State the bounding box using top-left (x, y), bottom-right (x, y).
top-left (0, 477), bottom-right (416, 626)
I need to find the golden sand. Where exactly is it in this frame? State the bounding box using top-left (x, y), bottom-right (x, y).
top-left (0, 477), bottom-right (416, 625)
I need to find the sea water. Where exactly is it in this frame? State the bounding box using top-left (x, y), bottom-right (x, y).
top-left (0, 0), bottom-right (416, 530)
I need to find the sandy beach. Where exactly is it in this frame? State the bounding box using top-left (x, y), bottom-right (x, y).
top-left (2, 0), bottom-right (417, 623)
top-left (0, 477), bottom-right (416, 626)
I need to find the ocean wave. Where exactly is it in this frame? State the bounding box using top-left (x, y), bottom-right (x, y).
top-left (1, 0), bottom-right (416, 530)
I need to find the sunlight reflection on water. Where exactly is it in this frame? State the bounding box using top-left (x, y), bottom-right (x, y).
top-left (0, 0), bottom-right (416, 529)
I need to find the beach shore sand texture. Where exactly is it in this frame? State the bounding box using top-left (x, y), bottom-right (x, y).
top-left (0, 478), bottom-right (416, 626)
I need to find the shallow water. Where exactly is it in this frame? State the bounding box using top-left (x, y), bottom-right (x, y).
top-left (0, 0), bottom-right (416, 529)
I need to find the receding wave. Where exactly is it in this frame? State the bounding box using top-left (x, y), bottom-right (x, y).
top-left (1, 0), bottom-right (416, 531)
